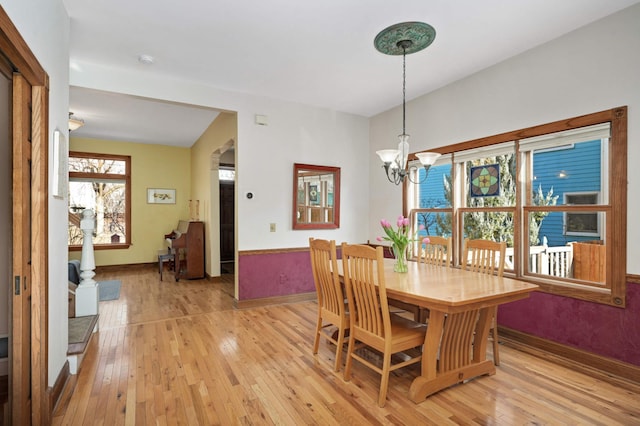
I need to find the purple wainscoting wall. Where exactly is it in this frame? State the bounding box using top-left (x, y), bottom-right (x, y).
top-left (239, 249), bottom-right (640, 367)
top-left (238, 251), bottom-right (314, 300)
top-left (498, 281), bottom-right (640, 366)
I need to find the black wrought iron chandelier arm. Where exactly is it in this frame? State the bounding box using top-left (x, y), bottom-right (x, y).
top-left (405, 164), bottom-right (433, 184)
top-left (381, 163), bottom-right (406, 185)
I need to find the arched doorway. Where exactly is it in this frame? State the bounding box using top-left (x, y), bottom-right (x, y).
top-left (210, 140), bottom-right (235, 279)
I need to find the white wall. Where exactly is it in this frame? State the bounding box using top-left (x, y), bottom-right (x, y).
top-left (69, 63), bottom-right (372, 251)
top-left (370, 3), bottom-right (640, 273)
top-left (3, 0), bottom-right (71, 386)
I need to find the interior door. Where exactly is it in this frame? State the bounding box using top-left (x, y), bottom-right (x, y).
top-left (219, 181), bottom-right (234, 267)
top-left (11, 73), bottom-right (32, 425)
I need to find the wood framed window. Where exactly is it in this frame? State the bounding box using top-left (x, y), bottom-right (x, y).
top-left (406, 107), bottom-right (627, 307)
top-left (68, 152), bottom-right (132, 250)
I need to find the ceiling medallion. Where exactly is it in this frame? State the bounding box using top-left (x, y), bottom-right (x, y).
top-left (374, 21), bottom-right (436, 56)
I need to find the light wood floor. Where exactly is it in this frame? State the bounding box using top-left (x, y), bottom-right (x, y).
top-left (52, 266), bottom-right (640, 425)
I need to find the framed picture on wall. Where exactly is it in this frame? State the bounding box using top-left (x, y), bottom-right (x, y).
top-left (147, 188), bottom-right (176, 204)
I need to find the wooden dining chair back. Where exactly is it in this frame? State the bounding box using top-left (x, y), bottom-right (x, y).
top-left (462, 238), bottom-right (506, 365)
top-left (421, 235), bottom-right (452, 267)
top-left (407, 235), bottom-right (454, 322)
top-left (309, 238), bottom-right (349, 372)
top-left (341, 243), bottom-right (426, 407)
top-left (463, 238), bottom-right (506, 276)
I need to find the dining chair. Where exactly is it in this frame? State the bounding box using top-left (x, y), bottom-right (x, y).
top-left (421, 235), bottom-right (452, 267)
top-left (381, 241), bottom-right (421, 322)
top-left (414, 235), bottom-right (453, 322)
top-left (309, 238), bottom-right (349, 372)
top-left (387, 236), bottom-right (452, 322)
top-left (462, 238), bottom-right (506, 366)
top-left (341, 243), bottom-right (427, 407)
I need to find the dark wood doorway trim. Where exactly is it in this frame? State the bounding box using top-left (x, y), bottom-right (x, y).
top-left (0, 5), bottom-right (49, 425)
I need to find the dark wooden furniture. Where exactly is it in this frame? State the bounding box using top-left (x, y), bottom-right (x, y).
top-left (165, 221), bottom-right (205, 281)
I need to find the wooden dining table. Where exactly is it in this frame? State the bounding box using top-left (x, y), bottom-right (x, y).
top-left (340, 258), bottom-right (538, 403)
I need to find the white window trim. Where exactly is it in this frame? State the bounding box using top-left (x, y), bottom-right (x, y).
top-left (520, 123), bottom-right (610, 151)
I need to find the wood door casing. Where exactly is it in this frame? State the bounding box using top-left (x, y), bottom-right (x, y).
top-left (11, 72), bottom-right (32, 425)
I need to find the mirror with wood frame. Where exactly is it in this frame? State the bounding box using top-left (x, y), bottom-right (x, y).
top-left (292, 163), bottom-right (340, 230)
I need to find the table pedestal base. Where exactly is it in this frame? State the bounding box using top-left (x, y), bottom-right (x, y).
top-left (409, 360), bottom-right (495, 403)
top-left (409, 307), bottom-right (496, 403)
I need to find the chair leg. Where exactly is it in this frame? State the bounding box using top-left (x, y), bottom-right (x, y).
top-left (413, 308), bottom-right (421, 322)
top-left (378, 351), bottom-right (392, 407)
top-left (343, 334), bottom-right (355, 381)
top-left (418, 308), bottom-right (430, 323)
top-left (492, 323), bottom-right (500, 366)
top-left (312, 314), bottom-right (322, 355)
top-left (333, 326), bottom-right (345, 372)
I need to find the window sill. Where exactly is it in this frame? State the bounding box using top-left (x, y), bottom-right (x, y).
top-left (516, 274), bottom-right (624, 308)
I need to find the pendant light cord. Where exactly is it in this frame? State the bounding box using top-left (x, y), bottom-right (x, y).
top-left (402, 46), bottom-right (406, 136)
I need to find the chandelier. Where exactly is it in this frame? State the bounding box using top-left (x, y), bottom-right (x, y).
top-left (374, 22), bottom-right (441, 185)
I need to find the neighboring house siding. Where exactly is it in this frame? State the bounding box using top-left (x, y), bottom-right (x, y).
top-left (413, 141), bottom-right (602, 246)
top-left (417, 164), bottom-right (452, 237)
top-left (533, 140), bottom-right (602, 247)
top-left (418, 164), bottom-right (451, 209)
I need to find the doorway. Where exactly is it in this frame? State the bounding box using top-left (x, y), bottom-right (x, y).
top-left (219, 164), bottom-right (235, 275)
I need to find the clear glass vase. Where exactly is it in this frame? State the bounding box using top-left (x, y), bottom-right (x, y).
top-left (392, 244), bottom-right (408, 273)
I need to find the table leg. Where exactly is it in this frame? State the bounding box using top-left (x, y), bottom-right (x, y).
top-left (409, 307), bottom-right (496, 403)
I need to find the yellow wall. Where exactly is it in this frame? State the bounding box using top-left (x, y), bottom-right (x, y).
top-left (191, 112), bottom-right (237, 275)
top-left (69, 137), bottom-right (191, 266)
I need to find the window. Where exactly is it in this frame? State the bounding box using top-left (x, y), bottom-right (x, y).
top-left (68, 152), bottom-right (131, 250)
top-left (564, 192), bottom-right (600, 236)
top-left (406, 107), bottom-right (627, 307)
top-left (406, 157), bottom-right (452, 248)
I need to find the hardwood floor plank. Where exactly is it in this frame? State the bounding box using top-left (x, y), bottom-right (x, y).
top-left (51, 267), bottom-right (640, 425)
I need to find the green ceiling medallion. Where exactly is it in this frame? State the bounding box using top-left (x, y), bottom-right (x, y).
top-left (374, 21), bottom-right (436, 56)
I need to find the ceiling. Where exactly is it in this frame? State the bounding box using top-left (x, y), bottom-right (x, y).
top-left (64, 0), bottom-right (639, 147)
top-left (69, 87), bottom-right (221, 147)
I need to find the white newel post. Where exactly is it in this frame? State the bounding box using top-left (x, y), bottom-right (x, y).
top-left (75, 209), bottom-right (99, 317)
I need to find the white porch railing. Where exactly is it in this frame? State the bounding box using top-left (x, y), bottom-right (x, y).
top-left (505, 244), bottom-right (573, 278)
